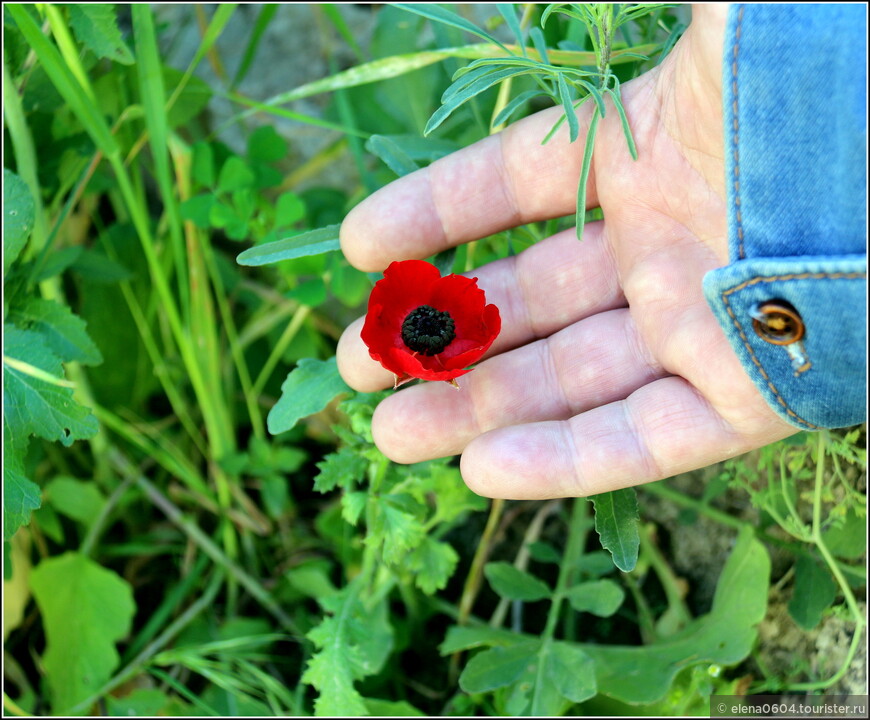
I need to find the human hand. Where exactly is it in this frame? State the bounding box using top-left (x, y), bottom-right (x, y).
top-left (336, 5), bottom-right (796, 499)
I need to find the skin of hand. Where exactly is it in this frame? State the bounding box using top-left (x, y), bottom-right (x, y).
top-left (336, 4), bottom-right (797, 499)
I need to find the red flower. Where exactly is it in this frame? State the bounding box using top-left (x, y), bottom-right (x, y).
top-left (361, 260), bottom-right (501, 386)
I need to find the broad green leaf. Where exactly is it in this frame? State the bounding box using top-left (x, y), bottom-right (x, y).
top-left (68, 4), bottom-right (134, 65)
top-left (217, 156), bottom-right (256, 193)
top-left (3, 438), bottom-right (41, 541)
top-left (274, 191), bottom-right (306, 228)
top-left (407, 537), bottom-right (459, 594)
top-left (565, 579), bottom-right (625, 617)
top-left (236, 225), bottom-right (342, 266)
top-left (822, 506), bottom-right (867, 559)
top-left (484, 561), bottom-right (552, 601)
top-left (247, 125), bottom-right (287, 162)
top-left (30, 552), bottom-right (136, 713)
top-left (105, 689), bottom-right (170, 717)
top-left (439, 625), bottom-right (520, 655)
top-left (544, 641), bottom-right (597, 704)
top-left (11, 298), bottom-right (103, 365)
top-left (303, 587), bottom-right (393, 716)
top-left (581, 526), bottom-right (770, 704)
top-left (459, 641), bottom-right (540, 694)
top-left (787, 554), bottom-right (837, 630)
top-left (267, 357), bottom-right (351, 435)
top-left (179, 193), bottom-right (216, 228)
top-left (526, 540), bottom-right (561, 564)
top-left (3, 326), bottom-right (98, 448)
top-left (590, 487), bottom-right (639, 572)
top-left (44, 477), bottom-right (106, 528)
top-left (3, 169), bottom-right (35, 274)
top-left (366, 135), bottom-right (420, 177)
top-left (341, 491), bottom-right (368, 527)
top-left (363, 698), bottom-right (426, 717)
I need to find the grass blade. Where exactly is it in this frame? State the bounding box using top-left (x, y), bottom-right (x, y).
top-left (231, 4), bottom-right (276, 87)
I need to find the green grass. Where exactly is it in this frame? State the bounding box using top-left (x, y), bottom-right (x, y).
top-left (3, 4), bottom-right (865, 716)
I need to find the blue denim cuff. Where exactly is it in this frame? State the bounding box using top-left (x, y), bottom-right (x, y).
top-left (705, 4), bottom-right (867, 430)
top-left (704, 257), bottom-right (867, 430)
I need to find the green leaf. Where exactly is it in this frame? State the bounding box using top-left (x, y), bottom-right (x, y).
top-left (581, 526), bottom-right (770, 704)
top-left (3, 325), bottom-right (99, 448)
top-left (459, 641), bottom-right (540, 694)
top-left (394, 4), bottom-right (511, 55)
top-left (363, 698), bottom-right (426, 717)
top-left (217, 156), bottom-right (256, 193)
top-left (368, 495), bottom-right (426, 565)
top-left (179, 193), bottom-right (216, 228)
top-left (526, 540), bottom-right (561, 564)
top-left (44, 477), bottom-right (106, 528)
top-left (439, 625), bottom-right (520, 655)
top-left (267, 357), bottom-right (351, 435)
top-left (575, 105), bottom-right (600, 241)
top-left (484, 561), bottom-right (552, 601)
top-left (303, 587), bottom-right (393, 716)
top-left (544, 641), bottom-right (597, 704)
top-left (606, 85), bottom-right (638, 160)
top-left (590, 488), bottom-right (639, 572)
top-left (3, 169), bottom-right (35, 274)
top-left (68, 4), bottom-right (134, 65)
top-left (11, 298), bottom-right (103, 365)
top-left (788, 554), bottom-right (837, 630)
top-left (3, 438), bottom-right (42, 541)
top-left (366, 135), bottom-right (420, 177)
top-left (236, 225), bottom-right (342, 266)
top-left (191, 142), bottom-right (215, 187)
top-left (314, 447), bottom-right (368, 493)
top-left (565, 579), bottom-right (625, 617)
top-left (247, 125), bottom-right (288, 162)
top-left (492, 89), bottom-right (549, 128)
top-left (497, 4), bottom-right (525, 55)
top-left (822, 506), bottom-right (867, 559)
top-left (30, 552), bottom-right (136, 713)
top-left (341, 491), bottom-right (368, 527)
top-left (274, 192), bottom-right (306, 228)
top-left (407, 537), bottom-right (459, 594)
top-left (105, 689), bottom-right (170, 717)
top-left (557, 73), bottom-right (579, 142)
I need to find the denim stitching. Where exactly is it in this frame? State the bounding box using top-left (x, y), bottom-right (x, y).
top-left (731, 5), bottom-right (746, 260)
top-left (720, 271), bottom-right (866, 429)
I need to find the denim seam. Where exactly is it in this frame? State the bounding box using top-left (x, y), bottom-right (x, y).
top-left (720, 271), bottom-right (866, 430)
top-left (730, 4), bottom-right (746, 260)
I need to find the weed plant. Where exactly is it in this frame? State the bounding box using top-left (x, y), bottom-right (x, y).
top-left (3, 4), bottom-right (866, 716)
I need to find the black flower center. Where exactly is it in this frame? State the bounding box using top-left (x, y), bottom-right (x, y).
top-left (401, 305), bottom-right (456, 355)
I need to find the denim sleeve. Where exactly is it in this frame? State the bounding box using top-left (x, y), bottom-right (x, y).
top-left (702, 4), bottom-right (867, 430)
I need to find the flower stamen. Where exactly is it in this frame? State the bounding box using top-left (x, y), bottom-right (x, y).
top-left (401, 305), bottom-right (455, 355)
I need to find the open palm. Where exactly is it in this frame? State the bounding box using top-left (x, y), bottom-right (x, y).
top-left (337, 6), bottom-right (795, 499)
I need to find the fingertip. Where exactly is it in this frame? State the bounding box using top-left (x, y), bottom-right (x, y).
top-left (336, 316), bottom-right (393, 392)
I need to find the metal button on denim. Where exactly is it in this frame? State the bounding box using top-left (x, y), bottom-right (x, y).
top-left (751, 301), bottom-right (805, 345)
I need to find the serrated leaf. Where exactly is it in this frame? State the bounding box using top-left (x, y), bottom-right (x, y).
top-left (30, 552), bottom-right (136, 713)
top-left (11, 298), bottom-right (103, 365)
top-left (4, 169), bottom-right (35, 274)
top-left (303, 587), bottom-right (393, 716)
top-left (341, 491), bottom-right (368, 526)
top-left (368, 495), bottom-right (426, 565)
top-left (236, 225), bottom-right (341, 266)
top-left (590, 488), bottom-right (639, 572)
top-left (267, 357), bottom-right (351, 435)
top-left (484, 561), bottom-right (551, 601)
top-left (314, 447), bottom-right (368, 493)
top-left (788, 554), bottom-right (837, 630)
top-left (68, 4), bottom-right (134, 65)
top-left (565, 579), bottom-right (625, 617)
top-left (459, 641), bottom-right (540, 694)
top-left (3, 326), bottom-right (98, 448)
top-left (407, 537), bottom-right (459, 594)
top-left (3, 436), bottom-right (41, 541)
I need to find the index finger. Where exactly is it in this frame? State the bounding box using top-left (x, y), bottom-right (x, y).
top-left (340, 104), bottom-right (598, 272)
